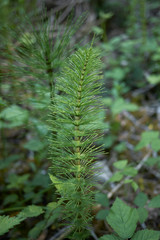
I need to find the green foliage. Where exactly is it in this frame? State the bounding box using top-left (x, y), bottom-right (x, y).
top-left (3, 194), bottom-right (18, 206)
top-left (131, 230), bottom-right (160, 240)
top-left (111, 98), bottom-right (139, 115)
top-left (148, 195), bottom-right (160, 208)
top-left (0, 105), bottom-right (29, 128)
top-left (96, 209), bottom-right (109, 221)
top-left (109, 172), bottom-right (123, 182)
top-left (106, 198), bottom-right (138, 239)
top-left (95, 193), bottom-right (109, 220)
top-left (137, 207), bottom-right (148, 223)
top-left (0, 215), bottom-right (22, 236)
top-left (109, 160), bottom-right (138, 188)
top-left (28, 221), bottom-right (45, 239)
top-left (100, 197), bottom-right (160, 240)
top-left (101, 222), bottom-right (160, 240)
top-left (18, 205), bottom-right (44, 219)
top-left (134, 192), bottom-right (148, 207)
top-left (113, 160), bottom-right (128, 170)
top-left (145, 157), bottom-right (160, 168)
top-left (23, 138), bottom-right (45, 152)
top-left (28, 203), bottom-right (61, 239)
top-left (0, 6), bottom-right (86, 238)
top-left (0, 154), bottom-right (21, 170)
top-left (134, 192), bottom-right (149, 223)
top-left (7, 173), bottom-right (30, 189)
top-left (103, 97), bottom-right (139, 115)
top-left (147, 74), bottom-right (160, 84)
top-left (0, 205), bottom-right (43, 236)
top-left (95, 193), bottom-right (109, 207)
top-left (135, 131), bottom-right (160, 151)
top-left (49, 46), bottom-right (103, 238)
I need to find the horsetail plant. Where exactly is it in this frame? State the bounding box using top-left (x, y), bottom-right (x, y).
top-left (0, 10), bottom-right (84, 105)
top-left (49, 45), bottom-right (103, 239)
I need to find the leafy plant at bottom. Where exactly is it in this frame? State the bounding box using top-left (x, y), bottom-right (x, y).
top-left (100, 198), bottom-right (160, 240)
top-left (49, 46), bottom-right (103, 239)
top-left (107, 198), bottom-right (138, 239)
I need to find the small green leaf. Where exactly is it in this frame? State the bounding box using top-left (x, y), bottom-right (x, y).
top-left (109, 172), bottom-right (123, 182)
top-left (145, 157), bottom-right (160, 167)
top-left (47, 202), bottom-right (58, 210)
top-left (32, 172), bottom-right (49, 188)
top-left (137, 207), bottom-right (148, 223)
top-left (18, 205), bottom-right (44, 219)
top-left (148, 195), bottom-right (160, 208)
top-left (147, 74), bottom-right (160, 84)
top-left (103, 135), bottom-right (117, 148)
top-left (114, 142), bottom-right (126, 153)
top-left (31, 118), bottom-right (49, 136)
top-left (0, 154), bottom-right (21, 170)
top-left (95, 193), bottom-right (109, 207)
top-left (0, 105), bottom-right (28, 128)
top-left (3, 194), bottom-right (18, 206)
top-left (0, 96), bottom-right (7, 107)
top-left (23, 139), bottom-right (44, 151)
top-left (111, 98), bottom-right (138, 115)
top-left (7, 174), bottom-right (30, 189)
top-left (131, 181), bottom-right (139, 191)
top-left (134, 192), bottom-right (148, 207)
top-left (106, 198), bottom-right (138, 239)
top-left (151, 138), bottom-right (160, 151)
top-left (131, 230), bottom-right (160, 240)
top-left (124, 179), bottom-right (133, 184)
top-left (105, 68), bottom-right (126, 81)
top-left (135, 131), bottom-right (159, 150)
top-left (102, 97), bottom-right (112, 107)
top-left (96, 209), bottom-right (109, 220)
top-left (92, 26), bottom-right (104, 35)
top-left (122, 167), bottom-right (138, 177)
top-left (99, 11), bottom-right (113, 20)
top-left (113, 160), bottom-right (128, 170)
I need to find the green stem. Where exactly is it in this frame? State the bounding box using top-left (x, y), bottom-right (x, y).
top-left (74, 50), bottom-right (90, 179)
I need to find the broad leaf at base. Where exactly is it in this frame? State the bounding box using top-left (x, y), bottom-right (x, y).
top-left (106, 198), bottom-right (138, 239)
